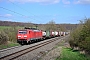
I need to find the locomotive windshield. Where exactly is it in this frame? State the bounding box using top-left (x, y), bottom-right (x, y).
top-left (19, 30), bottom-right (27, 34)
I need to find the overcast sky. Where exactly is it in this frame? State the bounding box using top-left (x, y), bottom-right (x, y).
top-left (0, 0), bottom-right (90, 24)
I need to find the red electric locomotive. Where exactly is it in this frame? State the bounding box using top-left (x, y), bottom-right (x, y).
top-left (17, 28), bottom-right (43, 45)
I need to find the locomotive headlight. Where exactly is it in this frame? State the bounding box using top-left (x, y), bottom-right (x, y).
top-left (24, 36), bottom-right (27, 39)
top-left (24, 36), bottom-right (27, 37)
top-left (18, 36), bottom-right (21, 37)
top-left (18, 36), bottom-right (21, 39)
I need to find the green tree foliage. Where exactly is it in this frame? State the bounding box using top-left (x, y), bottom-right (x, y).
top-left (0, 31), bottom-right (9, 45)
top-left (69, 24), bottom-right (83, 48)
top-left (69, 18), bottom-right (90, 54)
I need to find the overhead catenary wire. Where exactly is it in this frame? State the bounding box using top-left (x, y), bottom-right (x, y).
top-left (8, 0), bottom-right (33, 15)
top-left (0, 6), bottom-right (36, 21)
top-left (0, 0), bottom-right (46, 24)
top-left (0, 7), bottom-right (24, 16)
top-left (7, 0), bottom-right (43, 22)
top-left (0, 8), bottom-right (19, 22)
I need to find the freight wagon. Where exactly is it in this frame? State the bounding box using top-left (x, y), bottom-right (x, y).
top-left (42, 31), bottom-right (46, 39)
top-left (45, 30), bottom-right (51, 38)
top-left (54, 31), bottom-right (59, 37)
top-left (50, 31), bottom-right (55, 38)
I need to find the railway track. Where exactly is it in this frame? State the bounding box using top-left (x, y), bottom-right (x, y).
top-left (0, 45), bottom-right (22, 52)
top-left (0, 37), bottom-right (61, 60)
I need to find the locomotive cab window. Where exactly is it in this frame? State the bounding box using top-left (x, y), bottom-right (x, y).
top-left (19, 31), bottom-right (27, 34)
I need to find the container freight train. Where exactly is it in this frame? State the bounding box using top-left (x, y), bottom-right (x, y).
top-left (17, 27), bottom-right (66, 45)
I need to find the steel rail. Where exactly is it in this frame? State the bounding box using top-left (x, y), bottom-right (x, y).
top-left (0, 37), bottom-right (60, 60)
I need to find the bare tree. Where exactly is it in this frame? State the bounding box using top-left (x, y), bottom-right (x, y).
top-left (46, 20), bottom-right (57, 31)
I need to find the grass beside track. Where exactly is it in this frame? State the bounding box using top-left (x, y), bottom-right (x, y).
top-left (0, 43), bottom-right (20, 50)
top-left (0, 26), bottom-right (23, 30)
top-left (56, 47), bottom-right (90, 60)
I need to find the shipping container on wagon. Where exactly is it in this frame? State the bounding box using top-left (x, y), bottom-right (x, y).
top-left (50, 31), bottom-right (55, 37)
top-left (65, 32), bottom-right (69, 35)
top-left (59, 31), bottom-right (61, 36)
top-left (63, 32), bottom-right (66, 36)
top-left (42, 31), bottom-right (46, 37)
top-left (45, 30), bottom-right (51, 38)
top-left (54, 31), bottom-right (59, 37)
top-left (60, 31), bottom-right (66, 36)
top-left (60, 31), bottom-right (64, 36)
top-left (42, 31), bottom-right (46, 39)
top-left (57, 31), bottom-right (60, 36)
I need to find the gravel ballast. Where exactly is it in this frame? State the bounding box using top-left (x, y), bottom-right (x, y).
top-left (0, 35), bottom-right (69, 60)
top-left (16, 35), bottom-right (69, 60)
